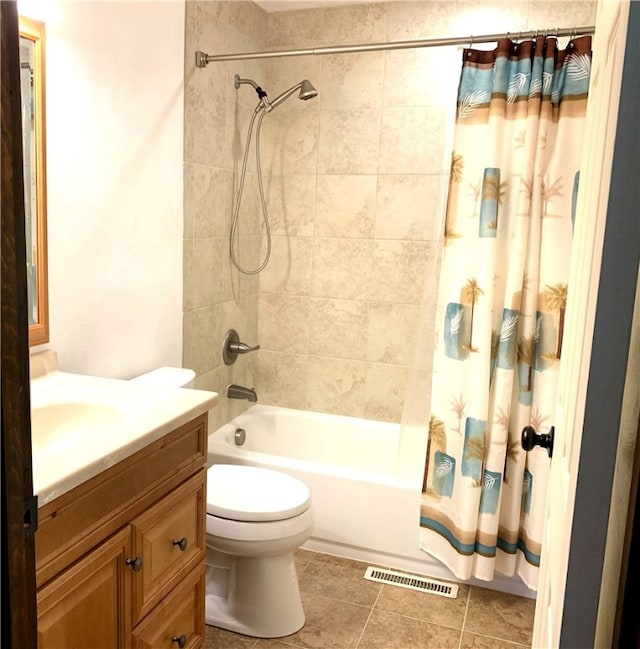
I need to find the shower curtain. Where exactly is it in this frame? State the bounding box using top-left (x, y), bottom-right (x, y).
top-left (419, 35), bottom-right (592, 590)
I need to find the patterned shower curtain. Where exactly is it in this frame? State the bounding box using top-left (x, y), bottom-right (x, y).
top-left (419, 35), bottom-right (592, 590)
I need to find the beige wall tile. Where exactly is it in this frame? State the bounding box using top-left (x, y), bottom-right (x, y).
top-left (254, 350), bottom-right (308, 409)
top-left (320, 53), bottom-right (385, 110)
top-left (183, 305), bottom-right (222, 376)
top-left (220, 295), bottom-right (259, 348)
top-left (235, 172), bottom-right (263, 236)
top-left (265, 174), bottom-right (316, 236)
top-left (367, 302), bottom-right (420, 365)
top-left (184, 84), bottom-right (227, 167)
top-left (385, 1), bottom-right (458, 40)
top-left (315, 175), bottom-right (377, 239)
top-left (308, 298), bottom-right (370, 360)
top-left (183, 238), bottom-right (194, 312)
top-left (260, 105), bottom-right (320, 175)
top-left (266, 9), bottom-right (323, 49)
top-left (383, 47), bottom-right (460, 108)
top-left (369, 240), bottom-right (428, 304)
top-left (364, 363), bottom-right (409, 422)
top-left (306, 356), bottom-right (367, 416)
top-left (379, 107), bottom-right (447, 174)
top-left (189, 238), bottom-right (225, 309)
top-left (258, 294), bottom-right (310, 353)
top-left (259, 235), bottom-right (313, 296)
top-left (311, 238), bottom-right (373, 300)
top-left (453, 1), bottom-right (530, 35)
top-left (322, 3), bottom-right (386, 46)
top-left (375, 174), bottom-right (440, 241)
top-left (317, 108), bottom-right (381, 175)
top-left (527, 1), bottom-right (596, 33)
top-left (184, 165), bottom-right (233, 240)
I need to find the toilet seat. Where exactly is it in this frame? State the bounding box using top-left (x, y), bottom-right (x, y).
top-left (207, 464), bottom-right (311, 522)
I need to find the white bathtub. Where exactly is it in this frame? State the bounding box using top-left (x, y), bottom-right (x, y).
top-left (207, 404), bottom-right (532, 596)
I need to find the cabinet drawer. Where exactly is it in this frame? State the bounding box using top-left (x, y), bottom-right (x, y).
top-left (132, 567), bottom-right (204, 649)
top-left (131, 471), bottom-right (205, 623)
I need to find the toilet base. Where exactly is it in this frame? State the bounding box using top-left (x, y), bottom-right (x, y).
top-left (205, 551), bottom-right (305, 638)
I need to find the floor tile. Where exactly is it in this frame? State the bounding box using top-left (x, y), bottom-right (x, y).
top-left (295, 548), bottom-right (317, 573)
top-left (204, 624), bottom-right (258, 648)
top-left (460, 631), bottom-right (531, 648)
top-left (464, 585), bottom-right (535, 646)
top-left (356, 609), bottom-right (461, 649)
top-left (298, 553), bottom-right (382, 606)
top-left (281, 591), bottom-right (372, 648)
top-left (203, 552), bottom-right (536, 649)
top-left (375, 579), bottom-right (470, 629)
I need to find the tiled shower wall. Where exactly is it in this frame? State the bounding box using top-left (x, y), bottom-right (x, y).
top-left (183, 1), bottom-right (267, 430)
top-left (184, 0), bottom-right (596, 428)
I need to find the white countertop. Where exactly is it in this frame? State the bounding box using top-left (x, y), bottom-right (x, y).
top-left (30, 355), bottom-right (218, 506)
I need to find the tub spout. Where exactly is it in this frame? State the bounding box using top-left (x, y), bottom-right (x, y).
top-left (227, 384), bottom-right (258, 402)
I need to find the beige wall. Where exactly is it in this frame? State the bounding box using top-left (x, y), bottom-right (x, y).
top-left (184, 0), bottom-right (597, 428)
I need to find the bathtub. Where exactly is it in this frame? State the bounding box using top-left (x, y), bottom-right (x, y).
top-left (207, 404), bottom-right (532, 596)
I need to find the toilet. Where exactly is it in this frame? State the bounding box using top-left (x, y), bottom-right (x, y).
top-left (205, 464), bottom-right (313, 638)
top-left (130, 367), bottom-right (314, 639)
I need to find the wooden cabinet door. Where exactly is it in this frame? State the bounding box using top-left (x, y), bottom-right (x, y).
top-left (131, 471), bottom-right (206, 623)
top-left (37, 527), bottom-right (132, 649)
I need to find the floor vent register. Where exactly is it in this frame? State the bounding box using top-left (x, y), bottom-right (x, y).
top-left (363, 566), bottom-right (459, 598)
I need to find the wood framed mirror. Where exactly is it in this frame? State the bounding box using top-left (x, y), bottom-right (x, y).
top-left (19, 16), bottom-right (49, 346)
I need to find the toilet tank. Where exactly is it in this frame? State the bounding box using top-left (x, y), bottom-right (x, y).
top-left (130, 367), bottom-right (196, 389)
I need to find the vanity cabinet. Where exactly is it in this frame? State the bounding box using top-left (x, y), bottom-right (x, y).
top-left (35, 413), bottom-right (208, 649)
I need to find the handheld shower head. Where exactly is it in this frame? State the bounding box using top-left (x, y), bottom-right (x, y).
top-left (268, 79), bottom-right (318, 111)
top-left (298, 79), bottom-right (319, 101)
top-left (234, 73), bottom-right (318, 112)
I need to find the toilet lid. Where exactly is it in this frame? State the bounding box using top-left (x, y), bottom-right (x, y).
top-left (207, 464), bottom-right (311, 522)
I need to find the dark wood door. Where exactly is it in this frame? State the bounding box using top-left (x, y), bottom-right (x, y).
top-left (1, 1), bottom-right (38, 647)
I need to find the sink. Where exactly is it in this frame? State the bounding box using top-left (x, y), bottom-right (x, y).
top-left (31, 402), bottom-right (125, 453)
top-left (28, 349), bottom-right (219, 504)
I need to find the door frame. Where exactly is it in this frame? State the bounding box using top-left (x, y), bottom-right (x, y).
top-left (560, 2), bottom-right (640, 646)
top-left (1, 2), bottom-right (38, 647)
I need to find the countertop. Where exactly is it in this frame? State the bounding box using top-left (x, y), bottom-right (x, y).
top-left (30, 353), bottom-right (218, 506)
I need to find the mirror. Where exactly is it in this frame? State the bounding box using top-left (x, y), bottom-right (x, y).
top-left (19, 16), bottom-right (49, 346)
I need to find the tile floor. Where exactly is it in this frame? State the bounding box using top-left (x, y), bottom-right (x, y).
top-left (204, 550), bottom-right (535, 649)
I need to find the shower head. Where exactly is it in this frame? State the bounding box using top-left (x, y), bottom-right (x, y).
top-left (234, 73), bottom-right (318, 112)
top-left (267, 79), bottom-right (318, 111)
top-left (298, 79), bottom-right (319, 101)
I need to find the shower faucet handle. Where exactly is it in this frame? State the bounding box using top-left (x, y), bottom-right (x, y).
top-left (223, 329), bottom-right (260, 365)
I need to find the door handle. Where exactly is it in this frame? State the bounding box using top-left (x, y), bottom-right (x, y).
top-left (521, 425), bottom-right (555, 458)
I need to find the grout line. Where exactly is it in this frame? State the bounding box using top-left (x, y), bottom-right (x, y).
top-left (457, 585), bottom-right (473, 649)
top-left (354, 583), bottom-right (383, 649)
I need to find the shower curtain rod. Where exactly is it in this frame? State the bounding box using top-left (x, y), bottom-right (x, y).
top-left (195, 25), bottom-right (595, 66)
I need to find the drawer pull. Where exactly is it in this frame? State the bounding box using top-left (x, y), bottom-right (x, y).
top-left (125, 556), bottom-right (143, 572)
top-left (172, 537), bottom-right (188, 552)
top-left (171, 635), bottom-right (187, 648)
